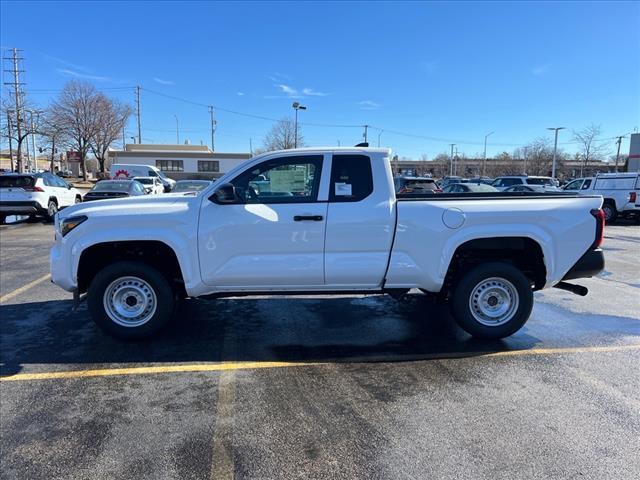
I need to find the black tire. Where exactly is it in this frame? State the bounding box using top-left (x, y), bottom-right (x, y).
top-left (45, 199), bottom-right (58, 222)
top-left (602, 201), bottom-right (617, 224)
top-left (450, 262), bottom-right (533, 339)
top-left (87, 261), bottom-right (175, 339)
top-left (0, 214), bottom-right (6, 225)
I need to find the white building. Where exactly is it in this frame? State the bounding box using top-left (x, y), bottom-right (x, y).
top-left (107, 144), bottom-right (252, 180)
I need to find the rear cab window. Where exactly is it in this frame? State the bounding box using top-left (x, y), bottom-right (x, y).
top-left (329, 155), bottom-right (373, 202)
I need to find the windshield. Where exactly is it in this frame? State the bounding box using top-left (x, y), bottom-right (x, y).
top-left (93, 182), bottom-right (130, 192)
top-left (174, 181), bottom-right (210, 192)
top-left (527, 177), bottom-right (554, 185)
top-left (405, 180), bottom-right (436, 191)
top-left (135, 178), bottom-right (153, 185)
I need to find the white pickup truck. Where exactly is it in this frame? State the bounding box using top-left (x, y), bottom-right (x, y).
top-left (50, 147), bottom-right (605, 339)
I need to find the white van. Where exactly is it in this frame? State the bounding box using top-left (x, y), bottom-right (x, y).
top-left (109, 164), bottom-right (176, 192)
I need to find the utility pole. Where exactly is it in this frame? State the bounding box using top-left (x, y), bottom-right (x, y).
top-left (483, 131), bottom-right (494, 176)
top-left (547, 127), bottom-right (565, 179)
top-left (6, 110), bottom-right (14, 171)
top-left (174, 115), bottom-right (179, 144)
top-left (523, 146), bottom-right (529, 175)
top-left (449, 143), bottom-right (456, 176)
top-left (122, 126), bottom-right (126, 147)
top-left (29, 111), bottom-right (37, 171)
top-left (3, 48), bottom-right (25, 172)
top-left (363, 125), bottom-right (369, 144)
top-left (614, 135), bottom-right (625, 172)
top-left (249, 138), bottom-right (253, 155)
top-left (377, 129), bottom-right (383, 147)
top-left (135, 85), bottom-right (142, 144)
top-left (208, 106), bottom-right (217, 151)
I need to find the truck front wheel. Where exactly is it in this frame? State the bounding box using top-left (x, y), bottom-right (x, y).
top-left (450, 262), bottom-right (533, 339)
top-left (87, 261), bottom-right (175, 339)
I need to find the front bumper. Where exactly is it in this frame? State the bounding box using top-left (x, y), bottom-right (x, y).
top-left (562, 248), bottom-right (605, 281)
top-left (50, 242), bottom-right (77, 292)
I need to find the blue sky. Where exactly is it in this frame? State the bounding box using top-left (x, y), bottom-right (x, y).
top-left (1, 0), bottom-right (639, 158)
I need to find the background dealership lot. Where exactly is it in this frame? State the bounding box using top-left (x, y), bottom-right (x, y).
top-left (1, 218), bottom-right (638, 480)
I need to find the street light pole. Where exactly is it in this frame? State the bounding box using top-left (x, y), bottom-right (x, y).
top-left (292, 102), bottom-right (306, 148)
top-left (175, 115), bottom-right (180, 144)
top-left (377, 129), bottom-right (383, 148)
top-left (483, 131), bottom-right (494, 177)
top-left (614, 135), bottom-right (625, 173)
top-left (449, 144), bottom-right (456, 176)
top-left (547, 127), bottom-right (565, 179)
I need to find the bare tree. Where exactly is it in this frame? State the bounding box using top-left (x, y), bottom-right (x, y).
top-left (262, 117), bottom-right (304, 151)
top-left (50, 80), bottom-right (101, 180)
top-left (573, 124), bottom-right (608, 176)
top-left (38, 111), bottom-right (66, 172)
top-left (1, 98), bottom-right (43, 172)
top-left (89, 94), bottom-right (132, 173)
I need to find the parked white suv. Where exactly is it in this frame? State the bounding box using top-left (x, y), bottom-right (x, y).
top-left (133, 176), bottom-right (164, 195)
top-left (565, 173), bottom-right (640, 222)
top-left (0, 172), bottom-right (83, 223)
top-left (491, 176), bottom-right (558, 191)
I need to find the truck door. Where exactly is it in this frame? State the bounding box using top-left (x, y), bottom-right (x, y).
top-left (198, 154), bottom-right (328, 289)
top-left (324, 154), bottom-right (396, 288)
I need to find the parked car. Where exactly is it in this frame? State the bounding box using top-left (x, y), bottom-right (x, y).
top-left (52, 147), bottom-right (604, 341)
top-left (443, 183), bottom-right (498, 193)
top-left (172, 180), bottom-right (213, 193)
top-left (109, 163), bottom-right (176, 192)
top-left (394, 176), bottom-right (441, 194)
top-left (491, 175), bottom-right (558, 191)
top-left (467, 177), bottom-right (494, 185)
top-left (133, 176), bottom-right (165, 195)
top-left (439, 176), bottom-right (464, 189)
top-left (563, 173), bottom-right (640, 222)
top-left (83, 180), bottom-right (147, 202)
top-left (0, 172), bottom-right (82, 224)
top-left (56, 169), bottom-right (73, 178)
top-left (503, 185), bottom-right (566, 193)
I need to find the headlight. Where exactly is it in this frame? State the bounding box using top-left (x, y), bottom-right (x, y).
top-left (61, 215), bottom-right (88, 237)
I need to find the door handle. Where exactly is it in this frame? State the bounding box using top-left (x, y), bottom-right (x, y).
top-left (293, 215), bottom-right (323, 221)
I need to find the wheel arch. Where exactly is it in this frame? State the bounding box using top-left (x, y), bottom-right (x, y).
top-left (77, 240), bottom-right (186, 296)
top-left (442, 236), bottom-right (547, 297)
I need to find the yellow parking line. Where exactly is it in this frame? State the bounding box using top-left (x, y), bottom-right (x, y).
top-left (1, 344), bottom-right (639, 383)
top-left (0, 361), bottom-right (320, 382)
top-left (0, 273), bottom-right (51, 304)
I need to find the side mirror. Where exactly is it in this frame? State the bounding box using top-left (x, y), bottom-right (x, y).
top-left (209, 183), bottom-right (237, 204)
top-left (67, 184), bottom-right (72, 189)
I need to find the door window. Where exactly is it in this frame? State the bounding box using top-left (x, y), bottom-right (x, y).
top-left (329, 155), bottom-right (373, 202)
top-left (581, 179), bottom-right (592, 189)
top-left (564, 180), bottom-right (582, 190)
top-left (229, 155), bottom-right (323, 204)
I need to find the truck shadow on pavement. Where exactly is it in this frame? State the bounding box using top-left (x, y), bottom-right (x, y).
top-left (1, 294), bottom-right (637, 377)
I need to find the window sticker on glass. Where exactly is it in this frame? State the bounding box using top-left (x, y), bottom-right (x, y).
top-left (335, 182), bottom-right (352, 196)
top-left (270, 169), bottom-right (308, 193)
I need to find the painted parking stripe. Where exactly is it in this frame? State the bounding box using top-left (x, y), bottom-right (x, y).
top-left (0, 273), bottom-right (51, 304)
top-left (1, 344), bottom-right (639, 383)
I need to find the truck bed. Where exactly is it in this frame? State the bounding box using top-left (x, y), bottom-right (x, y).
top-left (396, 192), bottom-right (595, 201)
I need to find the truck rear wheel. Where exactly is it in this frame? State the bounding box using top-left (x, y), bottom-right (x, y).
top-left (87, 261), bottom-right (175, 339)
top-left (602, 201), bottom-right (617, 223)
top-left (450, 262), bottom-right (533, 339)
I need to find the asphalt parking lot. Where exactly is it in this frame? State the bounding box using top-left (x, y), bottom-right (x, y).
top-left (1, 219), bottom-right (639, 480)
